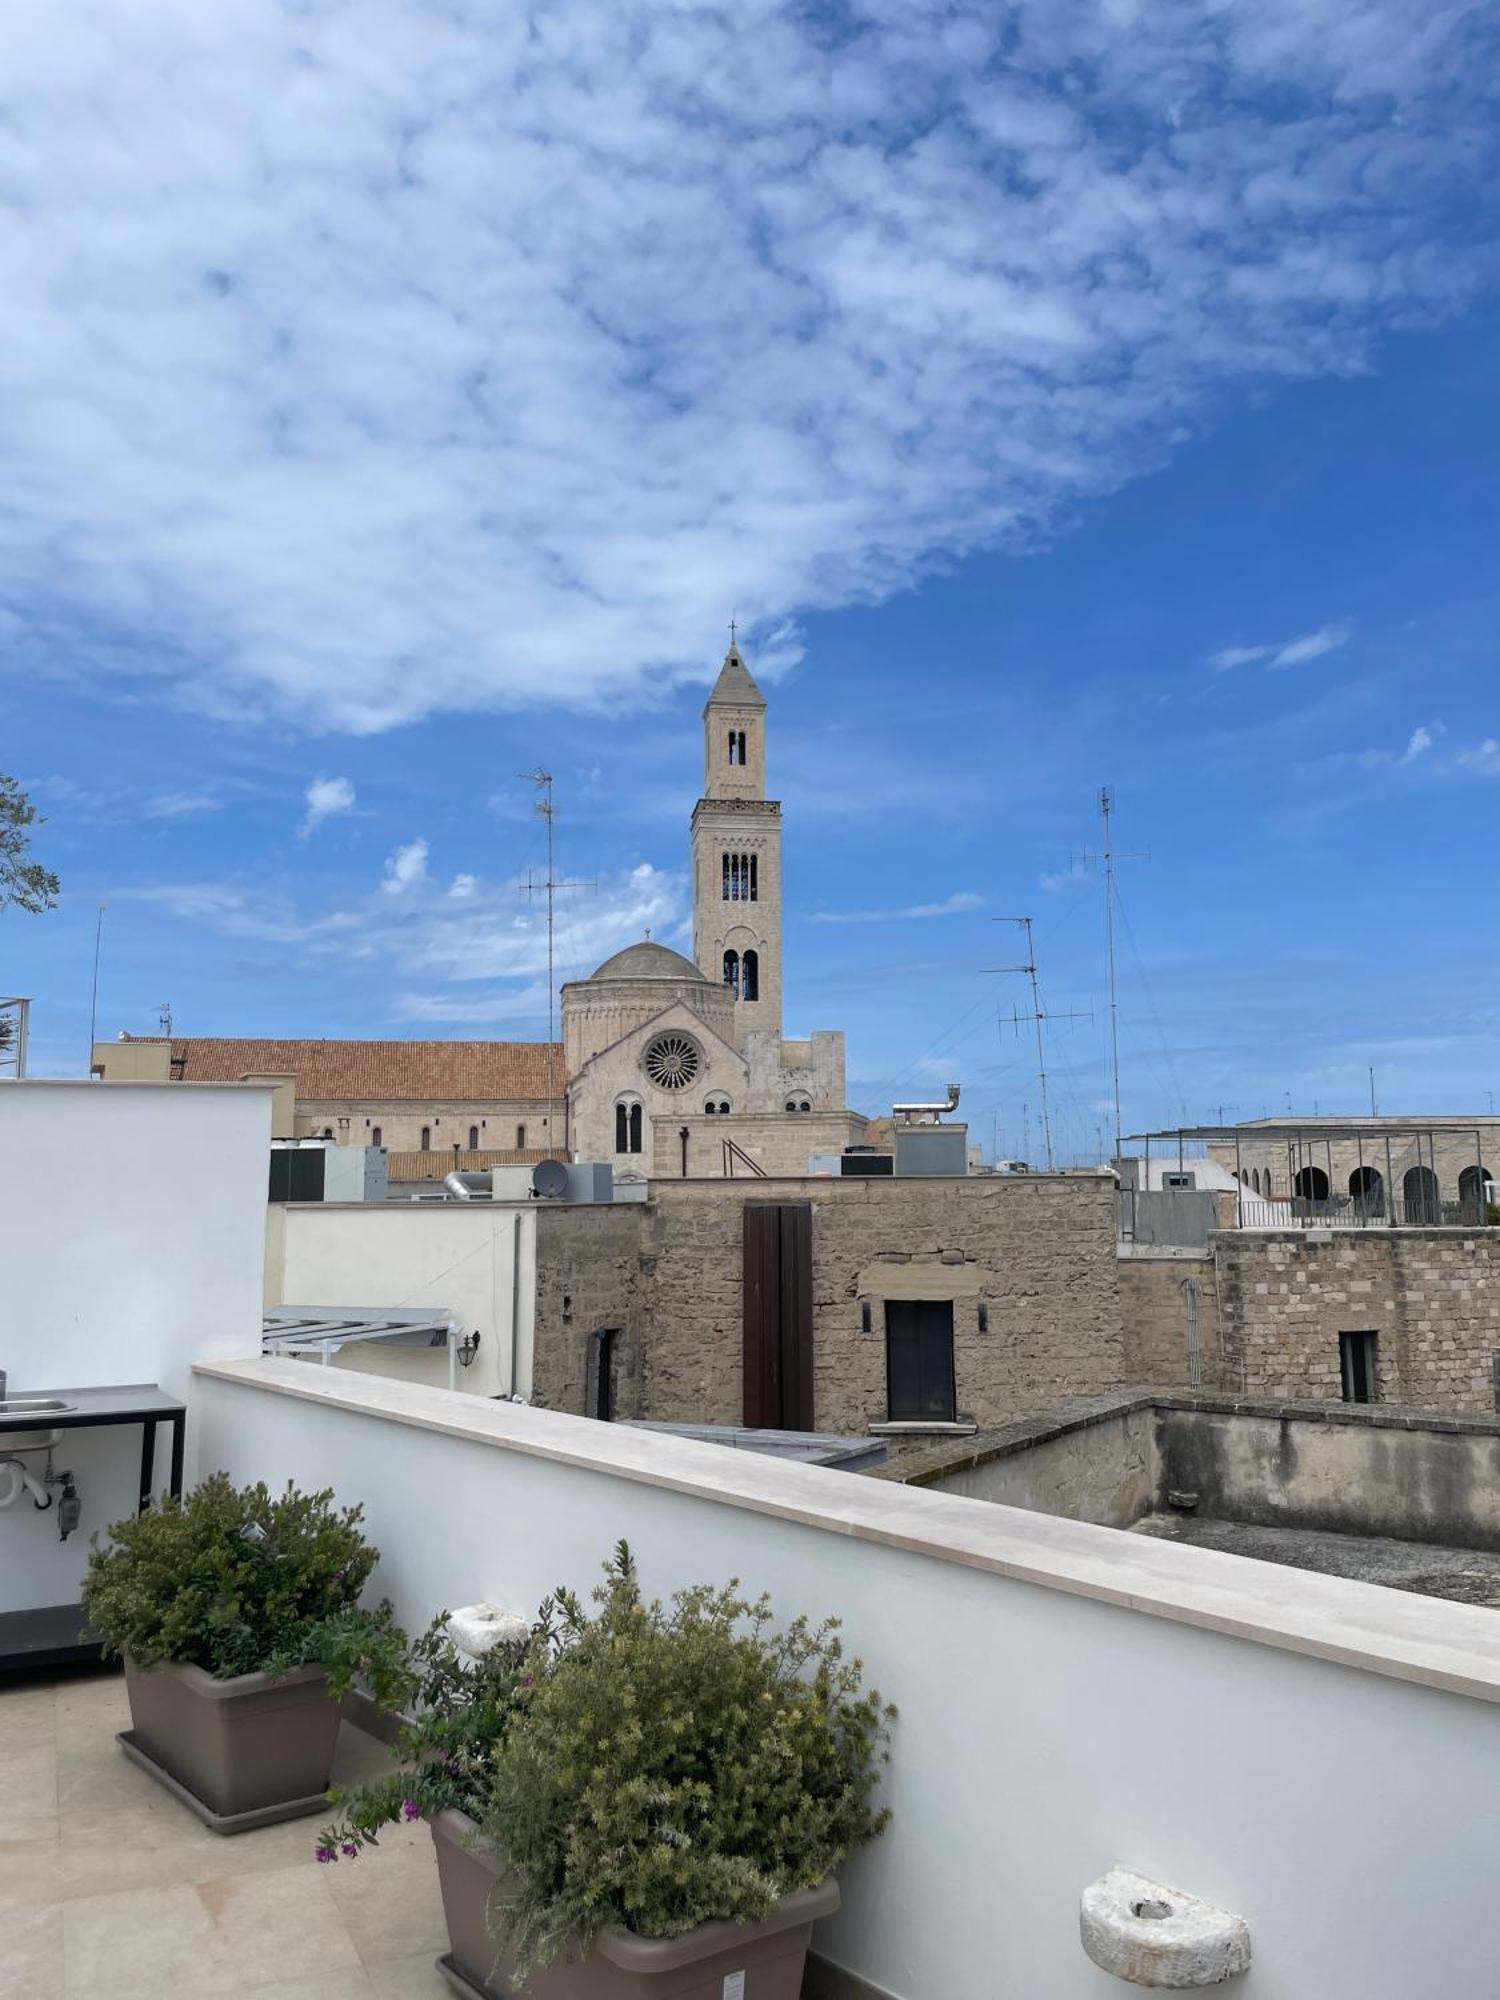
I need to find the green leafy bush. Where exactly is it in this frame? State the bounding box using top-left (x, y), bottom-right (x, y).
top-left (483, 1544), bottom-right (894, 1975)
top-left (315, 1607), bottom-right (543, 1863)
top-left (82, 1473), bottom-right (410, 1706)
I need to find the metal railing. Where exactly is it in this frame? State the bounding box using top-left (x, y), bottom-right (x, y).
top-left (1233, 1195), bottom-right (1497, 1230)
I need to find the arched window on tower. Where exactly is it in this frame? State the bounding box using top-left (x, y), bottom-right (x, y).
top-left (728, 729), bottom-right (747, 766)
top-left (742, 949), bottom-right (759, 1001)
top-left (616, 1098), bottom-right (643, 1154)
top-left (723, 949), bottom-right (740, 997)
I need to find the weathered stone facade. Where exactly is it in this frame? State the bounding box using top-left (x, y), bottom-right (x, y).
top-left (528, 1173), bottom-right (1127, 1438)
top-left (1214, 1228), bottom-right (1500, 1411)
top-left (1116, 1248), bottom-right (1223, 1390)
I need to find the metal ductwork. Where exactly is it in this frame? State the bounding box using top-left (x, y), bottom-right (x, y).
top-left (892, 1083), bottom-right (961, 1123)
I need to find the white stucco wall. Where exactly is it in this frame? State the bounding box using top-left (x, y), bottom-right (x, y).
top-left (270, 1202), bottom-right (537, 1398)
top-left (194, 1360), bottom-right (1500, 2000)
top-left (0, 1079), bottom-right (270, 1610)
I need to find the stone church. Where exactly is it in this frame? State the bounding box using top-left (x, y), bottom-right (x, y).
top-left (562, 641), bottom-right (867, 1177)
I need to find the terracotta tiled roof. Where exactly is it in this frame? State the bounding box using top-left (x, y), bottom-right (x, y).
top-left (168, 1037), bottom-right (562, 1102)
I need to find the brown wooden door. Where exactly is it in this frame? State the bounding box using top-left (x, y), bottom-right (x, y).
top-left (742, 1203), bottom-right (814, 1430)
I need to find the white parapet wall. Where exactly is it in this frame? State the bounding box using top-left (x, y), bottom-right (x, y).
top-left (0, 1079), bottom-right (271, 1612)
top-left (193, 1356), bottom-right (1500, 2000)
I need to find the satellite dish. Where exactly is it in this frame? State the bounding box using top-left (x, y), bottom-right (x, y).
top-left (532, 1158), bottom-right (570, 1200)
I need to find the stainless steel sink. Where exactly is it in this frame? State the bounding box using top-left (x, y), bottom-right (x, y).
top-left (0, 1397), bottom-right (76, 1416)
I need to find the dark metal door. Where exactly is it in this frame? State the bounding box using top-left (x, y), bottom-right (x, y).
top-left (742, 1203), bottom-right (814, 1430)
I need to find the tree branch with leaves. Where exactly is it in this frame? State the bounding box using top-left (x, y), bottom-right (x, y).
top-left (0, 775), bottom-right (60, 913)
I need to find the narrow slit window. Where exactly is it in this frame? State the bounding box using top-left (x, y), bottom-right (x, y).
top-left (1340, 1330), bottom-right (1378, 1404)
top-left (742, 949), bottom-right (759, 1001)
top-left (723, 949), bottom-right (740, 996)
top-left (517, 1124), bottom-right (526, 1148)
top-left (420, 1125), bottom-right (431, 1150)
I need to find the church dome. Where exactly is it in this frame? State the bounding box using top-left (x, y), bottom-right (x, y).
top-left (588, 939), bottom-right (709, 983)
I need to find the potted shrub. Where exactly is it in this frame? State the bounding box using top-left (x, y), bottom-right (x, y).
top-left (316, 1605), bottom-right (537, 1863)
top-left (82, 1473), bottom-right (410, 1832)
top-left (358, 1544), bottom-right (894, 1999)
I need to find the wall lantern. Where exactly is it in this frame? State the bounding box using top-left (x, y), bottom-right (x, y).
top-left (456, 1330), bottom-right (482, 1369)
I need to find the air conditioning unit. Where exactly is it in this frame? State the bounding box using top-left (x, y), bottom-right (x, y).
top-left (268, 1143), bottom-right (389, 1203)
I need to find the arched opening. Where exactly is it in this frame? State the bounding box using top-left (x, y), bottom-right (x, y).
top-left (1250, 1168), bottom-right (1261, 1195)
top-left (616, 1098), bottom-right (643, 1154)
top-left (742, 949), bottom-right (759, 1002)
top-left (704, 1094), bottom-right (731, 1115)
top-left (322, 1127), bottom-right (334, 1140)
top-left (785, 1095), bottom-right (811, 1114)
top-left (1293, 1165), bottom-right (1330, 1209)
top-left (420, 1125), bottom-right (431, 1150)
top-left (728, 728), bottom-right (747, 766)
top-left (1262, 1167), bottom-right (1274, 1198)
top-left (1349, 1165), bottom-right (1384, 1217)
top-left (1459, 1163), bottom-right (1493, 1222)
top-left (516, 1123), bottom-right (526, 1149)
top-left (723, 949), bottom-right (740, 997)
top-left (1403, 1164), bottom-right (1441, 1225)
top-left (371, 1126), bottom-right (382, 1148)
top-left (468, 1125), bottom-right (479, 1150)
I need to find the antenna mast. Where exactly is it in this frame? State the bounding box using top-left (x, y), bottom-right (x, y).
top-left (87, 904), bottom-right (106, 1068)
top-left (985, 919), bottom-right (1094, 1173)
top-left (520, 770), bottom-right (559, 1159)
top-left (1100, 787), bottom-right (1123, 1161)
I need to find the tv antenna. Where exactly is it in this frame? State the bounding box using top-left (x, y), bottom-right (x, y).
top-left (158, 1002), bottom-right (173, 1039)
top-left (984, 917), bottom-right (1092, 1173)
top-left (519, 771), bottom-right (593, 1160)
top-left (1078, 789), bottom-right (1149, 1161)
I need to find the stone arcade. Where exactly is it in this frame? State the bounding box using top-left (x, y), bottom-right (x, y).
top-left (562, 640), bottom-right (867, 1176)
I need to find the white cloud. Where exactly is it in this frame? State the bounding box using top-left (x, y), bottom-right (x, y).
top-left (380, 838), bottom-right (429, 895)
top-left (144, 790), bottom-right (220, 819)
top-left (0, 1), bottom-right (1490, 730)
top-left (114, 856), bottom-right (688, 1028)
top-left (1208, 644), bottom-right (1274, 674)
top-left (809, 891), bottom-right (983, 925)
top-left (1399, 724), bottom-right (1437, 764)
top-left (301, 775), bottom-right (356, 836)
top-left (1267, 624), bottom-right (1351, 670)
top-left (1040, 859), bottom-right (1091, 893)
top-left (1457, 739), bottom-right (1500, 776)
top-left (448, 873), bottom-right (478, 900)
top-left (1209, 624), bottom-right (1351, 673)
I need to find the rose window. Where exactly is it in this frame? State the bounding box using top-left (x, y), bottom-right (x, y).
top-left (643, 1034), bottom-right (700, 1091)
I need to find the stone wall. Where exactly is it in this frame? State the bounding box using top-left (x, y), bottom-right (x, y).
top-left (532, 1203), bottom-right (651, 1419)
top-left (1117, 1249), bottom-right (1223, 1389)
top-left (528, 1172), bottom-right (1126, 1437)
top-left (1215, 1228), bottom-right (1500, 1411)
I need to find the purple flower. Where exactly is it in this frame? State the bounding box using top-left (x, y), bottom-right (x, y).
top-left (341, 1842), bottom-right (359, 1858)
top-left (401, 1798), bottom-right (421, 1823)
top-left (314, 1845), bottom-right (335, 1864)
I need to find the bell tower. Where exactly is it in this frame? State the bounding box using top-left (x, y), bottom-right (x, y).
top-left (691, 637), bottom-right (782, 1044)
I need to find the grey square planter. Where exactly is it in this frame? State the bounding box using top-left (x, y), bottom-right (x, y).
top-left (431, 1808), bottom-right (839, 1999)
top-left (120, 1657), bottom-right (342, 1831)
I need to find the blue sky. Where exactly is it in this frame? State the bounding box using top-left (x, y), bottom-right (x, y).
top-left (2, 0), bottom-right (1497, 1157)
